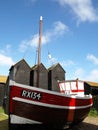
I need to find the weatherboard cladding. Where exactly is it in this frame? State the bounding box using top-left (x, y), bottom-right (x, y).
top-left (0, 76), bottom-right (7, 106)
top-left (8, 59), bottom-right (66, 91)
top-left (30, 63), bottom-right (48, 89)
top-left (0, 83), bottom-right (5, 106)
top-left (9, 59), bottom-right (31, 85)
top-left (84, 82), bottom-right (98, 95)
top-left (48, 63), bottom-right (65, 91)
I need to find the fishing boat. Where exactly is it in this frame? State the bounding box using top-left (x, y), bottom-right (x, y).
top-left (4, 16), bottom-right (93, 129)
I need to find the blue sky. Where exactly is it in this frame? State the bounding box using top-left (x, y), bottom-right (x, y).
top-left (0, 0), bottom-right (98, 82)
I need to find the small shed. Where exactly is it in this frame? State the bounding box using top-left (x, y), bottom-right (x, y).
top-left (30, 63), bottom-right (48, 89)
top-left (48, 63), bottom-right (66, 91)
top-left (84, 81), bottom-right (98, 111)
top-left (0, 75), bottom-right (7, 106)
top-left (84, 81), bottom-right (98, 95)
top-left (9, 59), bottom-right (31, 85)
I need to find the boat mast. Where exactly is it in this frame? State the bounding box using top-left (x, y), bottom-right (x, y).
top-left (37, 16), bottom-right (43, 87)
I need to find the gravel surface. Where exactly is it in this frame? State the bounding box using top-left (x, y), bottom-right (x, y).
top-left (0, 115), bottom-right (98, 130)
top-left (71, 116), bottom-right (98, 130)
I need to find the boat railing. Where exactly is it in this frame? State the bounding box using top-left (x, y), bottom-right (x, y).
top-left (58, 80), bottom-right (84, 95)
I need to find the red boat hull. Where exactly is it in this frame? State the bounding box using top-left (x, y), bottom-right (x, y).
top-left (9, 80), bottom-right (93, 127)
top-left (11, 99), bottom-right (90, 124)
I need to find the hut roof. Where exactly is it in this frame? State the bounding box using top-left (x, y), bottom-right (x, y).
top-left (31, 64), bottom-right (37, 70)
top-left (9, 58), bottom-right (31, 71)
top-left (85, 81), bottom-right (98, 87)
top-left (31, 63), bottom-right (47, 71)
top-left (0, 75), bottom-right (7, 83)
top-left (48, 63), bottom-right (66, 73)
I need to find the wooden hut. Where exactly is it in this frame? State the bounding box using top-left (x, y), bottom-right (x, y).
top-left (48, 63), bottom-right (66, 91)
top-left (9, 59), bottom-right (31, 85)
top-left (0, 75), bottom-right (7, 106)
top-left (30, 63), bottom-right (48, 89)
top-left (84, 81), bottom-right (98, 95)
top-left (3, 59), bottom-right (31, 114)
top-left (84, 81), bottom-right (98, 111)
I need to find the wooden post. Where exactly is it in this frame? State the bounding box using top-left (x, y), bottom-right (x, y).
top-left (37, 16), bottom-right (43, 87)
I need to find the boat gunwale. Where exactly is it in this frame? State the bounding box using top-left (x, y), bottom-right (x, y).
top-left (9, 80), bottom-right (92, 100)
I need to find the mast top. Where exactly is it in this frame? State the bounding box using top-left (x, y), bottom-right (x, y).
top-left (40, 16), bottom-right (43, 21)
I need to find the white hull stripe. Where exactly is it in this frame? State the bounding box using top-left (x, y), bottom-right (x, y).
top-left (13, 97), bottom-right (92, 109)
top-left (10, 80), bottom-right (92, 99)
top-left (10, 114), bottom-right (42, 124)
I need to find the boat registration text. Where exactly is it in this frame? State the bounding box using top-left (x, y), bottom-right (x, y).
top-left (21, 90), bottom-right (41, 100)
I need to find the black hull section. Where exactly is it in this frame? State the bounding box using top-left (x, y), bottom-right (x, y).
top-left (10, 99), bottom-right (91, 127)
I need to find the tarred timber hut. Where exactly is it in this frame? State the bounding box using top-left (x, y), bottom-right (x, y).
top-left (84, 81), bottom-right (98, 111)
top-left (84, 81), bottom-right (98, 95)
top-left (48, 63), bottom-right (66, 91)
top-left (9, 59), bottom-right (31, 85)
top-left (30, 63), bottom-right (48, 89)
top-left (0, 75), bottom-right (7, 106)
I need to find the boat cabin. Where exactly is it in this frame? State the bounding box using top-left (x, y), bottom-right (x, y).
top-left (58, 79), bottom-right (84, 95)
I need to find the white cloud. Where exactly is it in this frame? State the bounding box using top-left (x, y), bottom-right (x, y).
top-left (85, 69), bottom-right (98, 81)
top-left (55, 0), bottom-right (98, 23)
top-left (0, 44), bottom-right (11, 54)
top-left (0, 54), bottom-right (14, 66)
top-left (62, 54), bottom-right (98, 82)
top-left (19, 21), bottom-right (69, 52)
top-left (60, 60), bottom-right (74, 67)
top-left (19, 40), bottom-right (29, 53)
top-left (86, 54), bottom-right (98, 65)
top-left (52, 21), bottom-right (69, 35)
top-left (19, 34), bottom-right (48, 52)
top-left (71, 67), bottom-right (98, 82)
top-left (29, 34), bottom-right (49, 47)
top-left (74, 68), bottom-right (85, 79)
